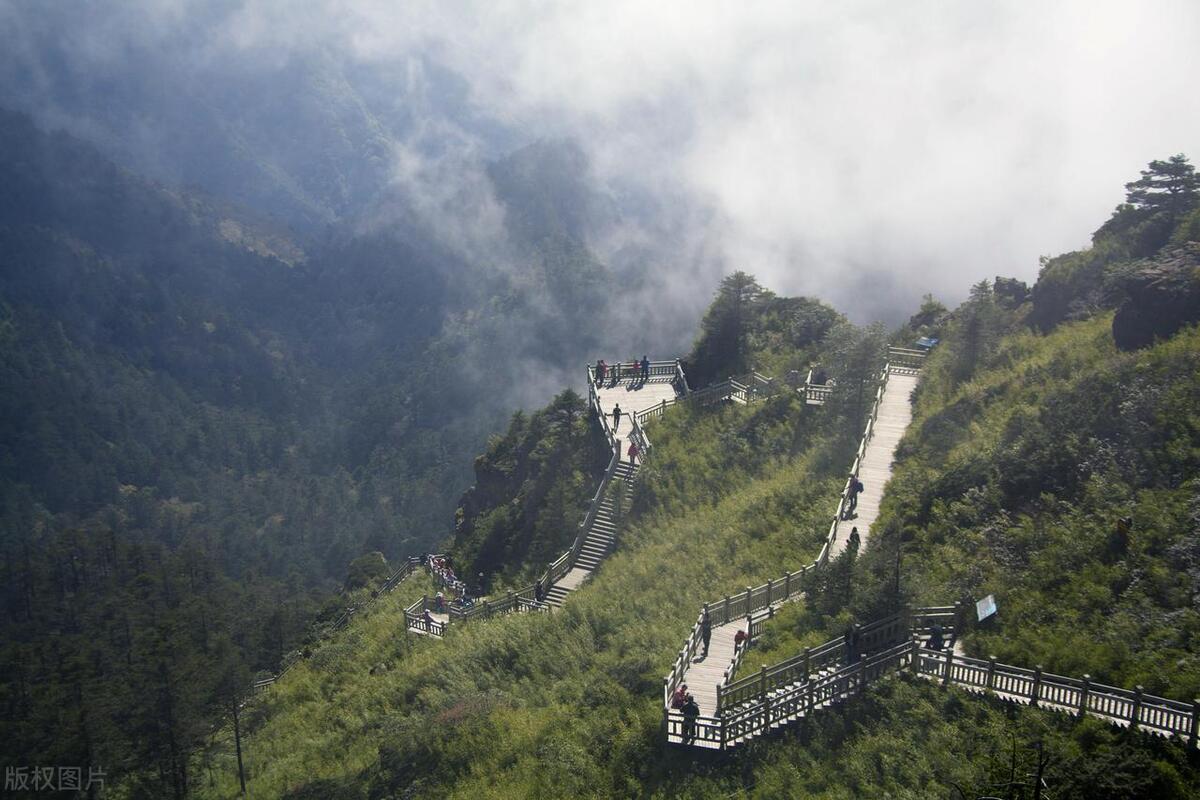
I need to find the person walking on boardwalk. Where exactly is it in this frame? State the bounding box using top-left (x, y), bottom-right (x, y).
top-left (641, 355), bottom-right (650, 382)
top-left (681, 694), bottom-right (700, 743)
top-left (627, 440), bottom-right (640, 464)
top-left (848, 526), bottom-right (860, 553)
top-left (596, 359), bottom-right (607, 386)
top-left (927, 622), bottom-right (945, 652)
top-left (611, 404), bottom-right (622, 432)
top-left (700, 609), bottom-right (712, 658)
top-left (844, 474), bottom-right (863, 519)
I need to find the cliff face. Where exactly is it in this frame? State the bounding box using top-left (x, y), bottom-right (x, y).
top-left (1112, 244), bottom-right (1200, 350)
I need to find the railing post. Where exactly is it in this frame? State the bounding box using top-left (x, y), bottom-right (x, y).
top-left (784, 571), bottom-right (792, 598)
top-left (723, 595), bottom-right (730, 624)
top-left (1131, 686), bottom-right (1144, 731)
top-left (986, 656), bottom-right (997, 691)
top-left (858, 657), bottom-right (867, 695)
top-left (803, 647), bottom-right (812, 678)
top-left (910, 635), bottom-right (921, 676)
top-left (1079, 674), bottom-right (1091, 716)
top-left (716, 683), bottom-right (723, 711)
top-left (765, 578), bottom-right (773, 604)
top-left (745, 586), bottom-right (753, 614)
top-left (942, 647), bottom-right (954, 687)
top-left (760, 665), bottom-right (771, 730)
top-left (483, 599), bottom-right (490, 619)
top-left (1190, 699), bottom-right (1200, 749)
top-left (1031, 665), bottom-right (1043, 708)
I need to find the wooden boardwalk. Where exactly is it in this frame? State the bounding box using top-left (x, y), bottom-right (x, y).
top-left (594, 373), bottom-right (680, 462)
top-left (672, 361), bottom-right (921, 721)
top-left (544, 372), bottom-right (681, 605)
top-left (829, 371), bottom-right (919, 557)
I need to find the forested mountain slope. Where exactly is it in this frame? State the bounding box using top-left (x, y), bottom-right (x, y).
top-left (0, 109), bottom-right (678, 796)
top-left (198, 159), bottom-right (1200, 799)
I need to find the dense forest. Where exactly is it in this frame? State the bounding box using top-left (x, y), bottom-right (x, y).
top-left (0, 109), bottom-right (691, 796)
top-left (174, 154), bottom-right (1200, 799)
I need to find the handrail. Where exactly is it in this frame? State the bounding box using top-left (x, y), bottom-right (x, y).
top-left (670, 601), bottom-right (1200, 750)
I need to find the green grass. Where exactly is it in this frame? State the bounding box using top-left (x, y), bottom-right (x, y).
top-left (194, 317), bottom-right (1200, 798)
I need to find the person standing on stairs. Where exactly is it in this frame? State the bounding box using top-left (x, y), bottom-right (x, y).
top-left (596, 359), bottom-right (606, 386)
top-left (611, 404), bottom-right (622, 432)
top-left (627, 440), bottom-right (640, 464)
top-left (700, 609), bottom-right (712, 658)
top-left (681, 694), bottom-right (700, 744)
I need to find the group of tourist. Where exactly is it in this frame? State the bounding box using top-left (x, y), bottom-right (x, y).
top-left (669, 683), bottom-right (702, 743)
top-left (594, 356), bottom-right (653, 389)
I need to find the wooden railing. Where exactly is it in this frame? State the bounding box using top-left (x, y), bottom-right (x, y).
top-left (667, 597), bottom-right (1200, 753)
top-left (913, 647), bottom-right (1200, 743)
top-left (802, 368), bottom-right (833, 405)
top-left (717, 606), bottom-right (958, 710)
top-left (668, 601), bottom-right (1200, 750)
top-left (887, 346), bottom-right (926, 374)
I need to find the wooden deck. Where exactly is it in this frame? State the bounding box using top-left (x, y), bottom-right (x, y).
top-left (594, 374), bottom-right (680, 460)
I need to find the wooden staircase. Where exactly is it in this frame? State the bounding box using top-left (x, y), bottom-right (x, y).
top-left (544, 460), bottom-right (638, 607)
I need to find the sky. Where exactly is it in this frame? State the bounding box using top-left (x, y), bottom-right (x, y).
top-left (3, 0), bottom-right (1199, 320)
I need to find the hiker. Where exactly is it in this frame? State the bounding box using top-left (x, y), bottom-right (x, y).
top-left (845, 624), bottom-right (860, 663)
top-left (534, 580), bottom-right (545, 604)
top-left (927, 622), bottom-right (945, 652)
top-left (422, 608), bottom-right (434, 626)
top-left (671, 683), bottom-right (688, 710)
top-left (844, 474), bottom-right (863, 519)
top-left (848, 526), bottom-right (861, 552)
top-left (641, 355), bottom-right (650, 382)
top-left (434, 591), bottom-right (445, 612)
top-left (1106, 516), bottom-right (1132, 560)
top-left (611, 404), bottom-right (622, 432)
top-left (700, 609), bottom-right (712, 658)
top-left (627, 440), bottom-right (640, 464)
top-left (596, 359), bottom-right (607, 386)
top-left (734, 627), bottom-right (748, 651)
top-left (681, 694), bottom-right (701, 743)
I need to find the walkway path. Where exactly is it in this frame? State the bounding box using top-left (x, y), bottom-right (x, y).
top-left (547, 369), bottom-right (682, 604)
top-left (829, 371), bottom-right (919, 557)
top-left (670, 357), bottom-right (922, 725)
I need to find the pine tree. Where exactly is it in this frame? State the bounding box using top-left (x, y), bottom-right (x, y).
top-left (1124, 154), bottom-right (1199, 219)
top-left (689, 272), bottom-right (772, 385)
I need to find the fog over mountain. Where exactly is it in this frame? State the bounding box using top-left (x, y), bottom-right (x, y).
top-left (3, 0), bottom-right (1197, 321)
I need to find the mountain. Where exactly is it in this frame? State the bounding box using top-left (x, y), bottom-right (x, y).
top-left (0, 109), bottom-right (690, 796)
top-left (188, 159), bottom-right (1200, 799)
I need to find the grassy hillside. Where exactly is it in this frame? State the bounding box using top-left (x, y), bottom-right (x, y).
top-left (861, 314), bottom-right (1200, 697)
top-left (200, 328), bottom-right (1200, 797)
top-left (195, 391), bottom-right (847, 798)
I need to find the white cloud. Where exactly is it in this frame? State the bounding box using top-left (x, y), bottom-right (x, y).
top-left (5, 0), bottom-right (1199, 318)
